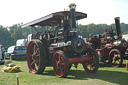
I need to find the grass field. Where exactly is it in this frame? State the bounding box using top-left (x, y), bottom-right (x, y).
top-left (0, 60), bottom-right (128, 85)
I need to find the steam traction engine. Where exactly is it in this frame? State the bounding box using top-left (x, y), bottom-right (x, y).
top-left (22, 4), bottom-right (99, 78)
top-left (87, 17), bottom-right (128, 67)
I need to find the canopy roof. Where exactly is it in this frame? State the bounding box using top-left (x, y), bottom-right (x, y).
top-left (22, 11), bottom-right (87, 28)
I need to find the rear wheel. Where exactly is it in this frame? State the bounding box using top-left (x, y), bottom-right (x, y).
top-left (27, 40), bottom-right (47, 74)
top-left (82, 48), bottom-right (99, 73)
top-left (109, 49), bottom-right (123, 67)
top-left (53, 50), bottom-right (69, 78)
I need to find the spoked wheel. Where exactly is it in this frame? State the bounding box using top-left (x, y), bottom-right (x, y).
top-left (109, 49), bottom-right (123, 67)
top-left (53, 50), bottom-right (69, 78)
top-left (27, 40), bottom-right (47, 74)
top-left (82, 48), bottom-right (99, 73)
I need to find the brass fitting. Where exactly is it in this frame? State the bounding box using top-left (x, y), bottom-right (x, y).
top-left (69, 3), bottom-right (76, 9)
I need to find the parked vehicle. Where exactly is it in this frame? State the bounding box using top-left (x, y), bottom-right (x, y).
top-left (3, 47), bottom-right (8, 53)
top-left (0, 45), bottom-right (2, 59)
top-left (5, 45), bottom-right (27, 59)
top-left (0, 45), bottom-right (5, 64)
top-left (87, 17), bottom-right (128, 67)
top-left (16, 39), bottom-right (27, 46)
top-left (22, 3), bottom-right (99, 78)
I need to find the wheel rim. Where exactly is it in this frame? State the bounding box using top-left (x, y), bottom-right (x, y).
top-left (53, 52), bottom-right (67, 78)
top-left (82, 49), bottom-right (98, 73)
top-left (27, 41), bottom-right (40, 73)
top-left (109, 51), bottom-right (122, 67)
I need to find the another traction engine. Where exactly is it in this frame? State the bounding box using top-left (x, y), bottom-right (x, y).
top-left (87, 17), bottom-right (128, 67)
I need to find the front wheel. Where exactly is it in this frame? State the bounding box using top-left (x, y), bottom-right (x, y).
top-left (53, 50), bottom-right (69, 78)
top-left (82, 48), bottom-right (99, 73)
top-left (109, 49), bottom-right (123, 67)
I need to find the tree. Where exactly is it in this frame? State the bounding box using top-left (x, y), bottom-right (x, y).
top-left (0, 25), bottom-right (14, 47)
top-left (11, 28), bottom-right (24, 42)
top-left (0, 22), bottom-right (128, 47)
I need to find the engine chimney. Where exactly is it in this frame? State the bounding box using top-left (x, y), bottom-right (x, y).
top-left (114, 17), bottom-right (122, 38)
top-left (69, 3), bottom-right (77, 28)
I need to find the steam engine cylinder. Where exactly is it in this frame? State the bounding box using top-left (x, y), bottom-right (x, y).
top-left (66, 38), bottom-right (86, 53)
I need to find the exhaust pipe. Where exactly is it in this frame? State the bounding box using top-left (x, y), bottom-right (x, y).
top-left (114, 17), bottom-right (122, 38)
top-left (69, 3), bottom-right (77, 28)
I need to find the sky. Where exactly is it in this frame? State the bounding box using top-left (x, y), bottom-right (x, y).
top-left (0, 0), bottom-right (128, 27)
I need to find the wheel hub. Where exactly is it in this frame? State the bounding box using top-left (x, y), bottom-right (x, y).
top-left (57, 61), bottom-right (60, 67)
top-left (32, 55), bottom-right (35, 60)
top-left (113, 57), bottom-right (119, 60)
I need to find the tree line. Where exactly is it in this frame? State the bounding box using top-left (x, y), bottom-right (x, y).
top-left (0, 23), bottom-right (128, 47)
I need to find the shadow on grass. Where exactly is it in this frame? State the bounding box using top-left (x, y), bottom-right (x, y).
top-left (12, 58), bottom-right (27, 61)
top-left (5, 57), bottom-right (27, 61)
top-left (43, 70), bottom-right (55, 76)
top-left (42, 67), bottom-right (128, 85)
top-left (99, 63), bottom-right (126, 67)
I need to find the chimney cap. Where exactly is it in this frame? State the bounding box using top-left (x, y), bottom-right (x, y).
top-left (115, 17), bottom-right (120, 20)
top-left (69, 3), bottom-right (77, 9)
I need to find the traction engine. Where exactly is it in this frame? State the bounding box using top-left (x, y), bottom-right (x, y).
top-left (87, 17), bottom-right (128, 67)
top-left (22, 3), bottom-right (99, 78)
